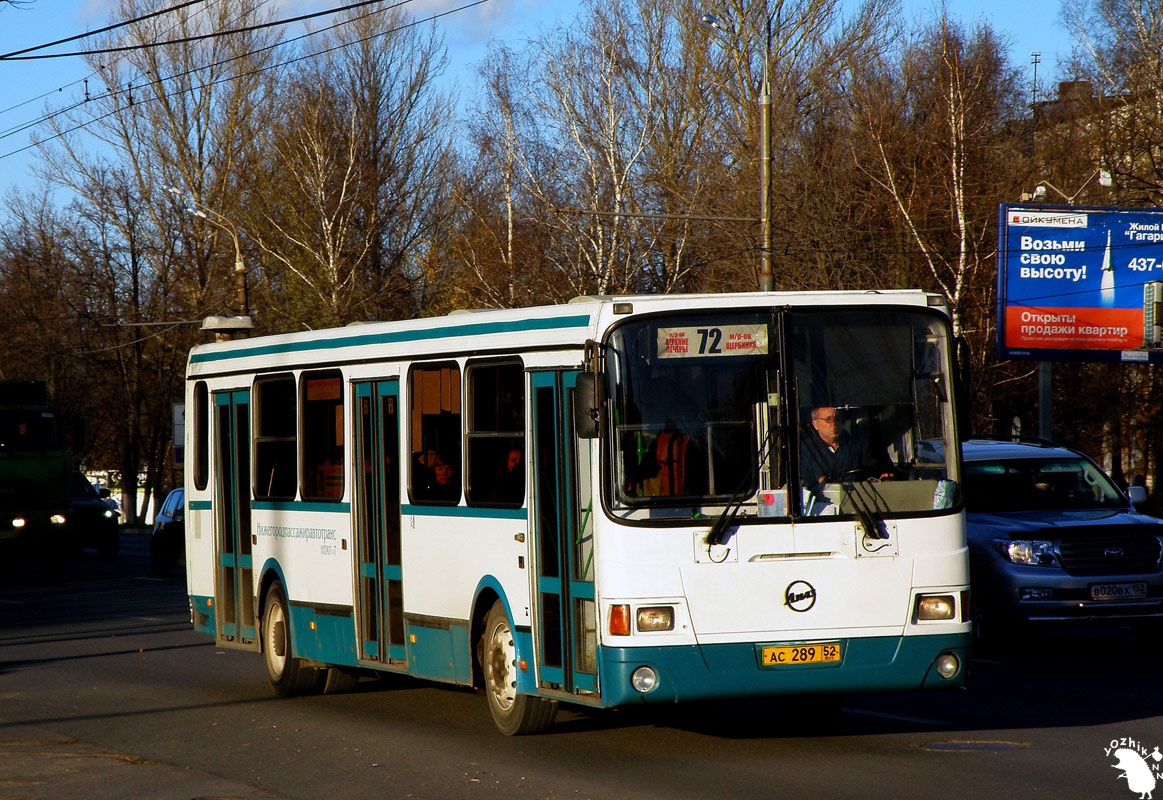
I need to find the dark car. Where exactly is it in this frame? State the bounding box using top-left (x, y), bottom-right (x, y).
top-left (70, 470), bottom-right (120, 559)
top-left (150, 487), bottom-right (184, 576)
top-left (963, 438), bottom-right (1163, 642)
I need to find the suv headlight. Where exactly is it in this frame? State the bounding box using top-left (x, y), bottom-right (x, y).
top-left (994, 539), bottom-right (1056, 566)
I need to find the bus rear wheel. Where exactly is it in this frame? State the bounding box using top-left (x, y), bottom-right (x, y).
top-left (481, 601), bottom-right (556, 735)
top-left (262, 582), bottom-right (321, 697)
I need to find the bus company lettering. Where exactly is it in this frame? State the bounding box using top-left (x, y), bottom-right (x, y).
top-left (256, 524), bottom-right (339, 555)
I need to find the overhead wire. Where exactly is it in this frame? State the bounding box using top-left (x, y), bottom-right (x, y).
top-left (0, 0), bottom-right (210, 60)
top-left (0, 0), bottom-right (482, 159)
top-left (0, 0), bottom-right (423, 60)
top-left (0, 0), bottom-right (259, 143)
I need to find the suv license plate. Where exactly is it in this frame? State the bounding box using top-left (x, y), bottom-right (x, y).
top-left (1090, 582), bottom-right (1148, 601)
top-left (761, 642), bottom-right (842, 667)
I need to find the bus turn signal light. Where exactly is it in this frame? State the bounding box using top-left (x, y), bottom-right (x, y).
top-left (610, 604), bottom-right (630, 636)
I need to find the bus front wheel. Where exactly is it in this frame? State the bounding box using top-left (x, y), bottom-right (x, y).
top-left (481, 601), bottom-right (556, 735)
top-left (262, 582), bottom-right (321, 697)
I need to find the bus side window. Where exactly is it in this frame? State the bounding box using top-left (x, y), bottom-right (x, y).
top-left (409, 363), bottom-right (461, 505)
top-left (254, 375), bottom-right (297, 500)
top-left (466, 361), bottom-right (524, 507)
top-left (193, 381), bottom-right (209, 491)
top-left (301, 371), bottom-right (344, 500)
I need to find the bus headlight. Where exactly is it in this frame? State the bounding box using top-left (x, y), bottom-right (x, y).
top-left (50, 514), bottom-right (67, 525)
top-left (631, 666), bottom-right (658, 693)
top-left (915, 594), bottom-right (956, 621)
top-left (12, 517), bottom-right (27, 529)
top-left (636, 606), bottom-right (674, 632)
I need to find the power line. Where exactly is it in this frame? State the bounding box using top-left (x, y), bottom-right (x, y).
top-left (0, 0), bottom-right (418, 61)
top-left (0, 0), bottom-right (485, 160)
top-left (0, 0), bottom-right (209, 60)
top-left (0, 0), bottom-right (263, 141)
top-left (0, 0), bottom-right (406, 147)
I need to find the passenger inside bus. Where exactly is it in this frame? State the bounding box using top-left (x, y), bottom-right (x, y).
top-left (414, 450), bottom-right (459, 503)
top-left (491, 446), bottom-right (524, 504)
top-left (799, 406), bottom-right (895, 507)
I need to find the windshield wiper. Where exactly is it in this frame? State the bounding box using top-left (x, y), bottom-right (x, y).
top-left (706, 428), bottom-right (775, 548)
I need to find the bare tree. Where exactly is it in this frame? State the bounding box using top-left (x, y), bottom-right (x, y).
top-left (1062, 0), bottom-right (1163, 203)
top-left (445, 46), bottom-right (556, 310)
top-left (251, 3), bottom-right (455, 327)
top-left (848, 14), bottom-right (1024, 336)
top-left (32, 0), bottom-right (281, 515)
top-left (459, 0), bottom-right (767, 300)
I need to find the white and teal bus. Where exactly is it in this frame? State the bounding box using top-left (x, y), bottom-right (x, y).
top-left (184, 291), bottom-right (969, 734)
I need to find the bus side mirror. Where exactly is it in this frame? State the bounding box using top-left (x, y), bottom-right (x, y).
top-left (574, 372), bottom-right (604, 439)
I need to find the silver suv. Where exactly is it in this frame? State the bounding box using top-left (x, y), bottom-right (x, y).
top-left (962, 437), bottom-right (1163, 641)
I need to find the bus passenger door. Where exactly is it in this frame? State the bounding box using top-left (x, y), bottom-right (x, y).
top-left (530, 370), bottom-right (599, 697)
top-left (353, 380), bottom-right (405, 665)
top-left (213, 390), bottom-right (257, 648)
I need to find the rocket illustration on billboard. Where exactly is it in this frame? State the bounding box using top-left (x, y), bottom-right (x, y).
top-left (1101, 229), bottom-right (1115, 307)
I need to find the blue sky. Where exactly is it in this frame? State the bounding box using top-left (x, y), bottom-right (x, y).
top-left (0, 0), bottom-right (1078, 198)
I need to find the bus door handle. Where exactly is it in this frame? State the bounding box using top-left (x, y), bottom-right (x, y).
top-left (514, 533), bottom-right (525, 543)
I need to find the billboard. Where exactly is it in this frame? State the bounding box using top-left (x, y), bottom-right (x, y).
top-left (998, 204), bottom-right (1163, 363)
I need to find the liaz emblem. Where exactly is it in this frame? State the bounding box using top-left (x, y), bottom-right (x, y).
top-left (784, 580), bottom-right (817, 612)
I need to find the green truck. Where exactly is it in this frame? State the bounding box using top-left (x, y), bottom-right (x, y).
top-left (0, 380), bottom-right (73, 561)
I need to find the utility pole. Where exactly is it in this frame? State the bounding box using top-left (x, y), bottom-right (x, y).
top-left (1030, 52), bottom-right (1041, 106)
top-left (702, 7), bottom-right (774, 292)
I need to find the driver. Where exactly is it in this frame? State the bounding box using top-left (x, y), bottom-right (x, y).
top-left (799, 406), bottom-right (895, 503)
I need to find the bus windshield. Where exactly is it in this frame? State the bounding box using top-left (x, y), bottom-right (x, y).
top-left (607, 308), bottom-right (958, 521)
top-left (0, 411), bottom-right (62, 451)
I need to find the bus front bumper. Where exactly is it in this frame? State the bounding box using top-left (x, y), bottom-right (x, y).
top-left (598, 633), bottom-right (969, 707)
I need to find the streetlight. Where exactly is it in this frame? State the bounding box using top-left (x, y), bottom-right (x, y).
top-left (166, 186), bottom-right (251, 323)
top-left (702, 10), bottom-right (774, 292)
top-left (1022, 169), bottom-right (1113, 205)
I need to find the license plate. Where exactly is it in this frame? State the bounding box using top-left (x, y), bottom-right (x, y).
top-left (761, 642), bottom-right (842, 667)
top-left (1090, 582), bottom-right (1148, 601)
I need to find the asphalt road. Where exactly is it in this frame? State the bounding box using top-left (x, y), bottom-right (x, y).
top-left (1, 530), bottom-right (1161, 799)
